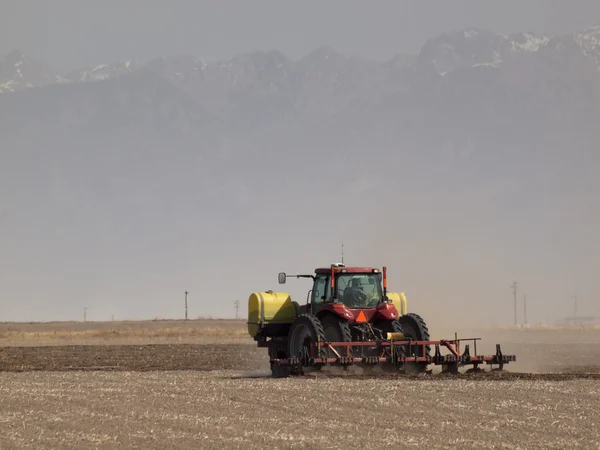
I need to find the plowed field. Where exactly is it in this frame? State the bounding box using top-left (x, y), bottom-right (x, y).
top-left (1, 369), bottom-right (599, 449)
top-left (0, 322), bottom-right (599, 448)
top-left (0, 344), bottom-right (265, 372)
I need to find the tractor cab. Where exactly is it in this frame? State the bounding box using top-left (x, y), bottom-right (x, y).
top-left (278, 263), bottom-right (399, 323)
top-left (311, 265), bottom-right (383, 310)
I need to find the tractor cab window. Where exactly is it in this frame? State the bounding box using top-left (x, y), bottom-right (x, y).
top-left (311, 275), bottom-right (330, 304)
top-left (337, 273), bottom-right (382, 308)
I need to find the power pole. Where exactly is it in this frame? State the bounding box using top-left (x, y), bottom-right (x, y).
top-left (523, 294), bottom-right (527, 326)
top-left (83, 307), bottom-right (89, 323)
top-left (234, 300), bottom-right (240, 320)
top-left (184, 291), bottom-right (189, 320)
top-left (510, 282), bottom-right (518, 326)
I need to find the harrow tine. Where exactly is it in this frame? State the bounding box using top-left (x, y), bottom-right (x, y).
top-left (462, 344), bottom-right (471, 363)
top-left (434, 344), bottom-right (442, 365)
top-left (324, 342), bottom-right (343, 360)
top-left (493, 344), bottom-right (505, 371)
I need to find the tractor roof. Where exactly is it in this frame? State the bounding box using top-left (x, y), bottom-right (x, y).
top-left (314, 266), bottom-right (380, 274)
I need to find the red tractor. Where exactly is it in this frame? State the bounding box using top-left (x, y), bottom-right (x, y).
top-left (247, 263), bottom-right (514, 377)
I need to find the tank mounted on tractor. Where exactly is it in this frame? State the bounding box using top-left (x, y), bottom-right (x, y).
top-left (247, 263), bottom-right (515, 377)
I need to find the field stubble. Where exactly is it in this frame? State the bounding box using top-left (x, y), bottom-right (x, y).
top-left (0, 370), bottom-right (599, 449)
top-left (0, 320), bottom-right (600, 448)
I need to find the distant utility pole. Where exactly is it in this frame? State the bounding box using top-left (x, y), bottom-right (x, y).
top-left (185, 291), bottom-right (189, 320)
top-left (234, 300), bottom-right (240, 320)
top-left (523, 294), bottom-right (527, 326)
top-left (510, 282), bottom-right (518, 326)
top-left (83, 307), bottom-right (89, 323)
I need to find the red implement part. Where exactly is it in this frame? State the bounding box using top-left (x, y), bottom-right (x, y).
top-left (271, 338), bottom-right (516, 372)
top-left (322, 303), bottom-right (399, 323)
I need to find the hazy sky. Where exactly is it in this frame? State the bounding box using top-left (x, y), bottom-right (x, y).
top-left (2, 0), bottom-right (600, 70)
top-left (1, 1), bottom-right (600, 327)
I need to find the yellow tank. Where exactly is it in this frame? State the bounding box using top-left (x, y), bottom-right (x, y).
top-left (387, 291), bottom-right (407, 316)
top-left (247, 290), bottom-right (300, 338)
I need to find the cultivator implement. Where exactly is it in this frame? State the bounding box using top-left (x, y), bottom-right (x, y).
top-left (270, 335), bottom-right (516, 375)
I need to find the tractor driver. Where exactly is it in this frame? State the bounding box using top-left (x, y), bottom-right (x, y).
top-left (341, 276), bottom-right (380, 307)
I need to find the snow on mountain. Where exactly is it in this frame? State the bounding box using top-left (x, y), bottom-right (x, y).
top-left (507, 32), bottom-right (550, 53)
top-left (417, 28), bottom-right (506, 75)
top-left (535, 25), bottom-right (600, 77)
top-left (573, 25), bottom-right (600, 68)
top-left (65, 60), bottom-right (141, 82)
top-left (417, 28), bottom-right (556, 77)
top-left (0, 79), bottom-right (18, 94)
top-left (0, 51), bottom-right (64, 93)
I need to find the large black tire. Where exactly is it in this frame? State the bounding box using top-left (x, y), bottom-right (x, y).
top-left (287, 313), bottom-right (326, 374)
top-left (270, 363), bottom-right (290, 378)
top-left (397, 313), bottom-right (431, 373)
top-left (268, 339), bottom-right (290, 378)
top-left (320, 313), bottom-right (352, 359)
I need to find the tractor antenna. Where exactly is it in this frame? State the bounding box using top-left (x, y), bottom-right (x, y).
top-left (383, 266), bottom-right (387, 299)
top-left (341, 240), bottom-right (344, 265)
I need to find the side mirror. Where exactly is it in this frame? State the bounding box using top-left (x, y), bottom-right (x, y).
top-left (278, 272), bottom-right (287, 284)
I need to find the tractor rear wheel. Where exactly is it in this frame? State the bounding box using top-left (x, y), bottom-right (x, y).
top-left (397, 313), bottom-right (431, 373)
top-left (287, 313), bottom-right (326, 374)
top-left (320, 314), bottom-right (352, 359)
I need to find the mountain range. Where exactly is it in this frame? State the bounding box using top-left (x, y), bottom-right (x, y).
top-left (2, 24), bottom-right (600, 126)
top-left (1, 24), bottom-right (600, 169)
top-left (3, 23), bottom-right (600, 229)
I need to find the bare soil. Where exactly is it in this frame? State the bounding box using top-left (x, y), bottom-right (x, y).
top-left (1, 343), bottom-right (600, 379)
top-left (0, 321), bottom-right (599, 448)
top-left (0, 344), bottom-right (265, 372)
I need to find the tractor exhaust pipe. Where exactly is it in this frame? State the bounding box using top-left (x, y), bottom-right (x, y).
top-left (331, 264), bottom-right (337, 302)
top-left (383, 266), bottom-right (387, 300)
